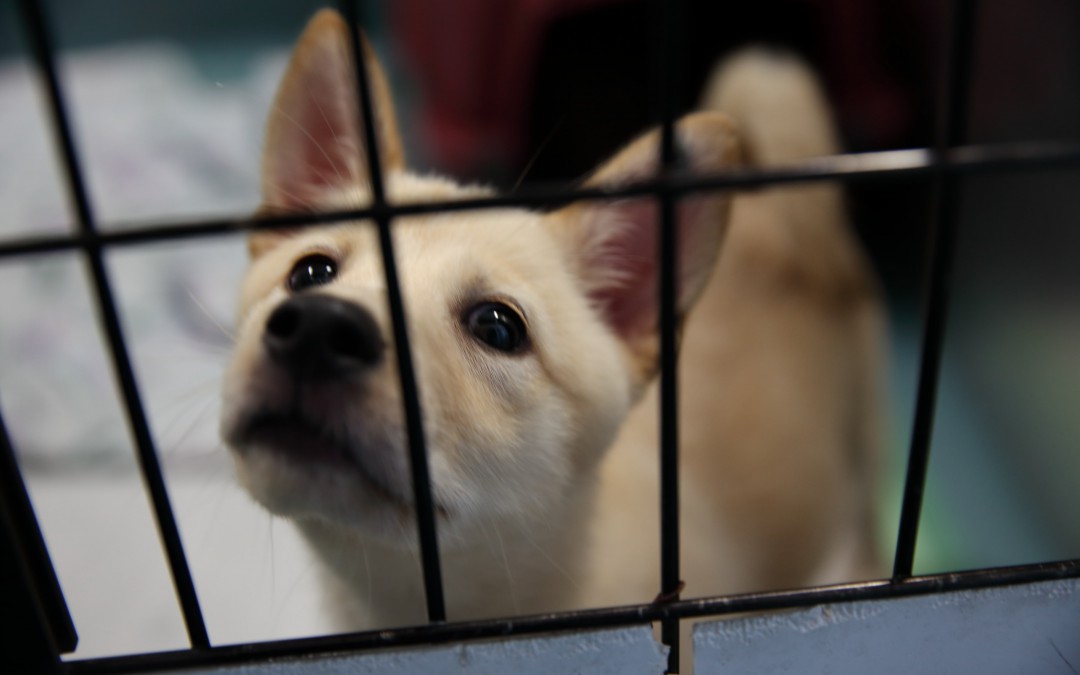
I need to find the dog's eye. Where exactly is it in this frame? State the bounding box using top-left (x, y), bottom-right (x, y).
top-left (466, 302), bottom-right (527, 353)
top-left (288, 254), bottom-right (338, 292)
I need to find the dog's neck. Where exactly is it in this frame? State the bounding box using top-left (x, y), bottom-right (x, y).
top-left (296, 472), bottom-right (600, 629)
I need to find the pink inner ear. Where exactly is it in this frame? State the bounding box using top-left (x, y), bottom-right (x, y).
top-left (264, 43), bottom-right (362, 211)
top-left (588, 197), bottom-right (710, 341)
top-left (591, 199), bottom-right (661, 339)
top-left (296, 97), bottom-right (353, 188)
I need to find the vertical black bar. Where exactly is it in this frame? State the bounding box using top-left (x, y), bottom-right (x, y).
top-left (1, 499), bottom-right (63, 673)
top-left (892, 0), bottom-right (980, 580)
top-left (16, 0), bottom-right (210, 648)
top-left (0, 411), bottom-right (74, 671)
top-left (337, 0), bottom-right (446, 622)
top-left (652, 0), bottom-right (685, 671)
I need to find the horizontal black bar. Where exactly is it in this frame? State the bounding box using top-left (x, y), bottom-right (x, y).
top-left (63, 557), bottom-right (1080, 675)
top-left (1, 142), bottom-right (1078, 261)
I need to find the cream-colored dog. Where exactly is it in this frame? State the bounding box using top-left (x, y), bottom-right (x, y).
top-left (221, 8), bottom-right (883, 639)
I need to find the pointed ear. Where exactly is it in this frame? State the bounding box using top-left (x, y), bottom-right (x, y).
top-left (546, 112), bottom-right (743, 383)
top-left (251, 9), bottom-right (404, 258)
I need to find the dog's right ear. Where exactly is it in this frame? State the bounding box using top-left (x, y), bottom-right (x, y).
top-left (545, 113), bottom-right (743, 391)
top-left (251, 9), bottom-right (404, 258)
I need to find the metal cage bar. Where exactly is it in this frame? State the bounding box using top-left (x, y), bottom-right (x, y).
top-left (2, 142), bottom-right (1078, 262)
top-left (337, 0), bottom-right (447, 623)
top-left (892, 0), bottom-right (980, 580)
top-left (651, 0), bottom-right (687, 671)
top-left (14, 0), bottom-right (211, 651)
top-left (65, 558), bottom-right (1080, 675)
top-left (0, 409), bottom-right (75, 673)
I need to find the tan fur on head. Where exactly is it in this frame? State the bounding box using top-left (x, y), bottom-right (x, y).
top-left (221, 11), bottom-right (883, 647)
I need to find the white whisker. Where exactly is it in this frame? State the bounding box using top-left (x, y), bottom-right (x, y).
top-left (276, 554), bottom-right (320, 628)
top-left (161, 395), bottom-right (219, 462)
top-left (159, 378), bottom-right (219, 425)
top-left (361, 543), bottom-right (372, 606)
top-left (268, 515), bottom-right (277, 613)
top-left (524, 533), bottom-right (582, 592)
top-left (312, 96), bottom-right (342, 146)
top-left (490, 520), bottom-right (520, 615)
top-left (185, 287), bottom-right (235, 343)
top-left (272, 104), bottom-right (347, 184)
top-left (512, 114), bottom-right (566, 193)
top-left (193, 463), bottom-right (234, 552)
top-left (260, 178), bottom-right (319, 211)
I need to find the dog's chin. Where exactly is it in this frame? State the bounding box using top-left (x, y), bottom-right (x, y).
top-left (225, 414), bottom-right (447, 542)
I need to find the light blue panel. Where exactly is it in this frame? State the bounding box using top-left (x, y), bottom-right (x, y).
top-left (177, 625), bottom-right (667, 675)
top-left (693, 578), bottom-right (1080, 674)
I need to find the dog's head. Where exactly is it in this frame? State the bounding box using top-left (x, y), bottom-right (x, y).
top-left (220, 10), bottom-right (742, 547)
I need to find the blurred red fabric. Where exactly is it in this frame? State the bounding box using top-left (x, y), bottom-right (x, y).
top-left (392, 0), bottom-right (625, 174)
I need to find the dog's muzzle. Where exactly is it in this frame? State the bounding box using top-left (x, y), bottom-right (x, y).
top-left (263, 295), bottom-right (385, 379)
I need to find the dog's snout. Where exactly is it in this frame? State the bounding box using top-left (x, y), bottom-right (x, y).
top-left (264, 295), bottom-right (384, 377)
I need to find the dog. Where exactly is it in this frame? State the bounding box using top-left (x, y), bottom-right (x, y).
top-left (221, 7), bottom-right (883, 644)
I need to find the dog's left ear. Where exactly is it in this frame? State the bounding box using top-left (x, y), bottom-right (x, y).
top-left (546, 112), bottom-right (743, 387)
top-left (252, 9), bottom-right (404, 258)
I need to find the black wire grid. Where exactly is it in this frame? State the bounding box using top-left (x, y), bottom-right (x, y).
top-left (3, 0), bottom-right (1080, 673)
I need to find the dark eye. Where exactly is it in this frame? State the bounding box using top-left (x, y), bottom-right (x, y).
top-left (288, 254), bottom-right (337, 292)
top-left (466, 302), bottom-right (528, 353)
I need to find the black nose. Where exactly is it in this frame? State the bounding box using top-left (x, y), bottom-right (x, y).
top-left (263, 295), bottom-right (384, 377)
